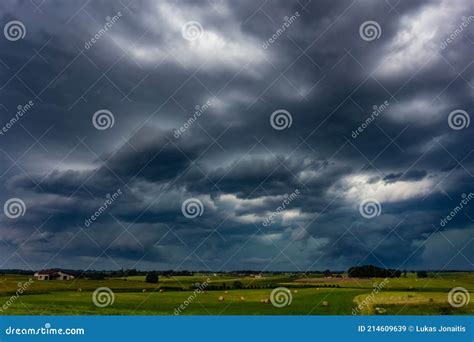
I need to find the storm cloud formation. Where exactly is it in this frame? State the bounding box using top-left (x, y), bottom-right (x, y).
top-left (0, 0), bottom-right (473, 271)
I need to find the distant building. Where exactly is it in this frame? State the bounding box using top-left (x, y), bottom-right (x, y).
top-left (34, 270), bottom-right (74, 280)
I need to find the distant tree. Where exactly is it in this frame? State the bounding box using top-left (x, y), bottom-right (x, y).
top-left (145, 272), bottom-right (159, 283)
top-left (403, 270), bottom-right (407, 278)
top-left (233, 281), bottom-right (244, 289)
top-left (348, 265), bottom-right (401, 278)
top-left (126, 269), bottom-right (138, 276)
top-left (323, 269), bottom-right (332, 277)
top-left (417, 271), bottom-right (428, 278)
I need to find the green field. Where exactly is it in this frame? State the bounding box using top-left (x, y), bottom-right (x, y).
top-left (0, 273), bottom-right (472, 315)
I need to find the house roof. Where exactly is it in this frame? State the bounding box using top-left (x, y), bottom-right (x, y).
top-left (35, 269), bottom-right (65, 275)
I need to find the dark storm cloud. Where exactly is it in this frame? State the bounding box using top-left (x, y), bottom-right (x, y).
top-left (0, 0), bottom-right (473, 271)
top-left (382, 170), bottom-right (428, 183)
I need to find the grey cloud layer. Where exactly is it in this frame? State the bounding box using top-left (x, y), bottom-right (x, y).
top-left (0, 0), bottom-right (473, 271)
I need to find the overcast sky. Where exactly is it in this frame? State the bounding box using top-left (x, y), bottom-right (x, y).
top-left (0, 0), bottom-right (473, 271)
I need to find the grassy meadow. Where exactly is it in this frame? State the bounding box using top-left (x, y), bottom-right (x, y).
top-left (0, 272), bottom-right (472, 315)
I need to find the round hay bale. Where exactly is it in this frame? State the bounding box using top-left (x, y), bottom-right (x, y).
top-left (293, 289), bottom-right (298, 293)
top-left (224, 291), bottom-right (228, 294)
top-left (142, 289), bottom-right (146, 292)
top-left (322, 301), bottom-right (329, 307)
top-left (240, 296), bottom-right (245, 301)
top-left (159, 289), bottom-right (164, 293)
top-left (77, 288), bottom-right (82, 292)
top-left (218, 296), bottom-right (224, 301)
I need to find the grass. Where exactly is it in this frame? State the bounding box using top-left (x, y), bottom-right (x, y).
top-left (0, 273), bottom-right (472, 315)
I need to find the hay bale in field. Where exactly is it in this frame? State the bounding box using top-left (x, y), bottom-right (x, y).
top-left (142, 289), bottom-right (146, 292)
top-left (322, 301), bottom-right (329, 307)
top-left (218, 296), bottom-right (224, 301)
top-left (77, 288), bottom-right (82, 292)
top-left (224, 291), bottom-right (228, 294)
top-left (159, 289), bottom-right (164, 293)
top-left (293, 289), bottom-right (298, 293)
top-left (240, 296), bottom-right (245, 301)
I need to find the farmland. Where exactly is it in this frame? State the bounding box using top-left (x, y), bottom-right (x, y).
top-left (0, 272), bottom-right (472, 315)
